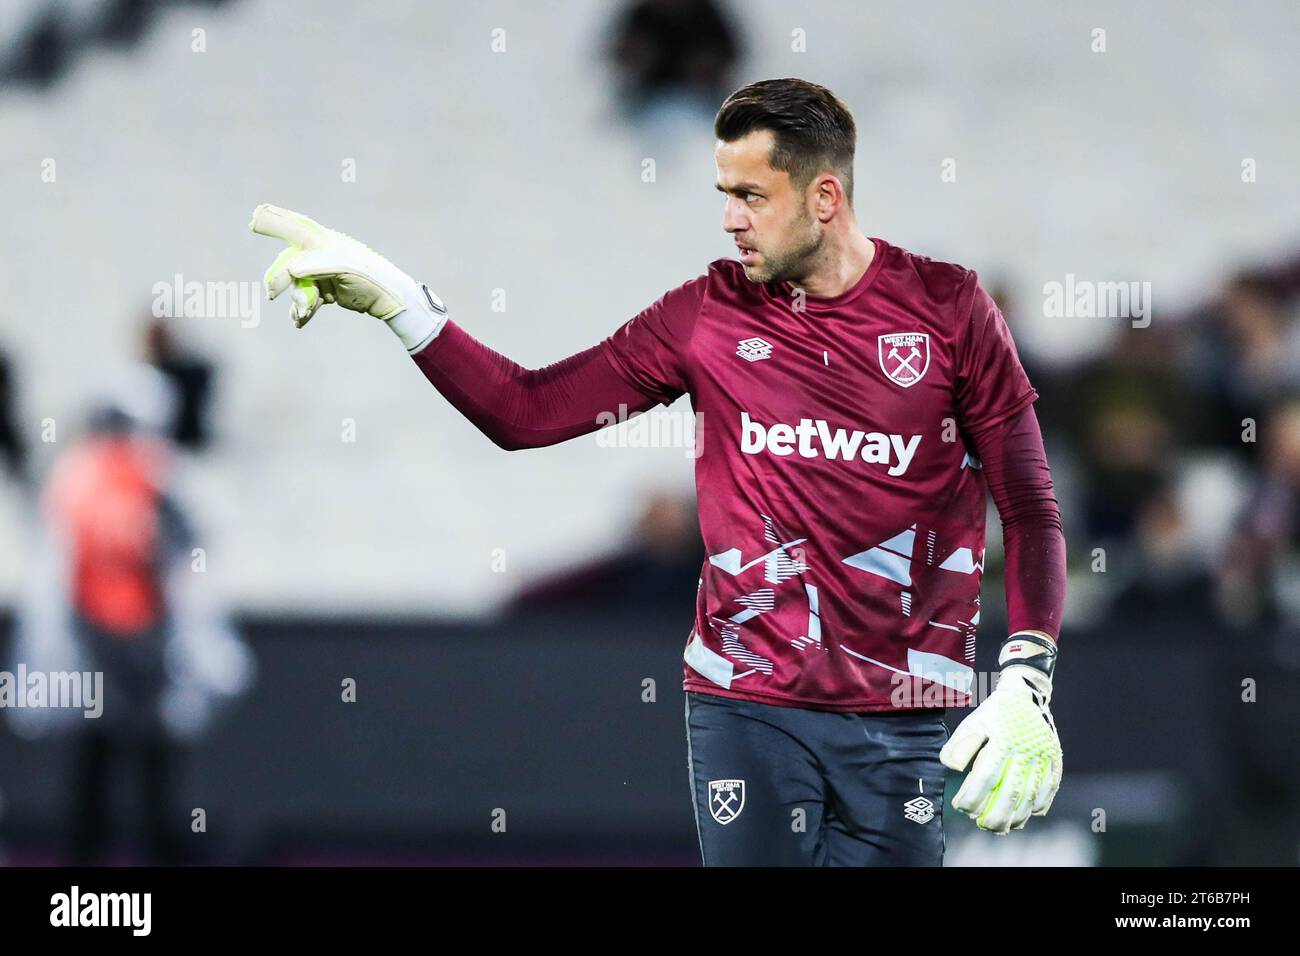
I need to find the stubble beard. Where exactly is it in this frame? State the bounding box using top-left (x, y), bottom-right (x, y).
top-left (743, 207), bottom-right (825, 286)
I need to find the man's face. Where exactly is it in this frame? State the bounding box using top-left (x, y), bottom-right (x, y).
top-left (715, 129), bottom-right (823, 284)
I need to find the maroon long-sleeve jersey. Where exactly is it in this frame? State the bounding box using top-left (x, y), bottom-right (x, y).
top-left (414, 237), bottom-right (1064, 712)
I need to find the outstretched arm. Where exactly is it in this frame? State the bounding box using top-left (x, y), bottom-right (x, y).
top-left (412, 319), bottom-right (658, 450)
top-left (250, 204), bottom-right (693, 450)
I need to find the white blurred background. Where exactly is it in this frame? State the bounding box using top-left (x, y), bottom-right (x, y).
top-left (2, 0), bottom-right (1297, 614)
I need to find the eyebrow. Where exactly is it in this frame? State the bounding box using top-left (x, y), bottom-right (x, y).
top-left (715, 182), bottom-right (764, 195)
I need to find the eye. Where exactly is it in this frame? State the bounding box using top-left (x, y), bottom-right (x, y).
top-left (744, 192), bottom-right (762, 205)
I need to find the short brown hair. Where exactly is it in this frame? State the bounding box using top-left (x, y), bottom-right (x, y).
top-left (714, 78), bottom-right (856, 203)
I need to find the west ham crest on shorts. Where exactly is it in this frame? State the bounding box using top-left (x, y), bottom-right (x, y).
top-left (708, 779), bottom-right (746, 825)
top-left (878, 332), bottom-right (931, 388)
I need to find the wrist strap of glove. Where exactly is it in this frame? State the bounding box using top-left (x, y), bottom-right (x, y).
top-left (998, 631), bottom-right (1058, 680)
top-left (387, 284), bottom-right (449, 353)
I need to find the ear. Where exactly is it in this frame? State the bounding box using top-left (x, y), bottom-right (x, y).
top-left (812, 174), bottom-right (845, 222)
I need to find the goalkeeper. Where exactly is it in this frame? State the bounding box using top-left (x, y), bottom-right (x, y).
top-left (252, 77), bottom-right (1066, 865)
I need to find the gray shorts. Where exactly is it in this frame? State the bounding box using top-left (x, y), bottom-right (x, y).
top-left (685, 691), bottom-right (950, 866)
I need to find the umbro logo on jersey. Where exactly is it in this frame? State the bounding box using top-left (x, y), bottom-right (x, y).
top-left (740, 411), bottom-right (922, 476)
top-left (879, 332), bottom-right (930, 387)
top-left (736, 337), bottom-right (773, 362)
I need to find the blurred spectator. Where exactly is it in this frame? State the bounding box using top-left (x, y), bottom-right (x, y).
top-left (1212, 398), bottom-right (1300, 862)
top-left (1187, 272), bottom-right (1300, 456)
top-left (607, 0), bottom-right (741, 123)
top-left (1078, 403), bottom-right (1175, 543)
top-left (1106, 484), bottom-right (1217, 630)
top-left (509, 491), bottom-right (703, 612)
top-left (1217, 398), bottom-right (1300, 629)
top-left (7, 365), bottom-right (253, 864)
top-left (0, 345), bottom-right (28, 483)
top-left (1, 0), bottom-right (237, 89)
top-left (1048, 326), bottom-right (1200, 543)
top-left (143, 317), bottom-right (215, 451)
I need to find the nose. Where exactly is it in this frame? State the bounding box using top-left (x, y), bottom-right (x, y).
top-left (722, 196), bottom-right (749, 235)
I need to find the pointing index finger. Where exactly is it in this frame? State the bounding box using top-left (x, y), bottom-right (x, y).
top-left (249, 204), bottom-right (327, 249)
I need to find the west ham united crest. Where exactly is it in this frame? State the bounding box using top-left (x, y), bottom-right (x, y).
top-left (708, 779), bottom-right (746, 825)
top-left (878, 332), bottom-right (931, 388)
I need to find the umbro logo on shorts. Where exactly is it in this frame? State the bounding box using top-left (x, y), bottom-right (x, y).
top-left (903, 795), bottom-right (935, 824)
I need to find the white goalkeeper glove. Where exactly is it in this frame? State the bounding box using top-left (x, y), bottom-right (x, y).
top-left (250, 204), bottom-right (448, 353)
top-left (939, 632), bottom-right (1062, 834)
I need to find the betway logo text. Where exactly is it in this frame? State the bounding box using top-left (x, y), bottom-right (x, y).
top-left (739, 411), bottom-right (922, 476)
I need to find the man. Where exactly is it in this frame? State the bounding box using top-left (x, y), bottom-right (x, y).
top-left (13, 369), bottom-right (255, 863)
top-left (252, 77), bottom-right (1066, 866)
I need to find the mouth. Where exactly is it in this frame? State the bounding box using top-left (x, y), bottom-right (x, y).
top-left (736, 244), bottom-right (759, 265)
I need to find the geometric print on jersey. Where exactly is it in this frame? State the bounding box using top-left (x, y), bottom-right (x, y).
top-left (842, 522), bottom-right (984, 664)
top-left (927, 550), bottom-right (982, 663)
top-left (706, 513), bottom-right (818, 677)
top-left (711, 613), bottom-right (774, 675)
